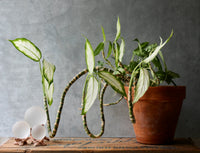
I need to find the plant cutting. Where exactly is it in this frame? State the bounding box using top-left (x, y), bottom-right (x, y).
top-left (9, 17), bottom-right (185, 145)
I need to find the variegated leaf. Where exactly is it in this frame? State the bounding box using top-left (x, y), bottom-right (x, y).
top-left (85, 38), bottom-right (95, 73)
top-left (143, 30), bottom-right (173, 63)
top-left (133, 68), bottom-right (149, 103)
top-left (43, 59), bottom-right (56, 85)
top-left (98, 70), bottom-right (126, 96)
top-left (9, 38), bottom-right (42, 62)
top-left (82, 75), bottom-right (99, 114)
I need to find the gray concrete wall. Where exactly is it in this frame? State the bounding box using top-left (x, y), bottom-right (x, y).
top-left (0, 0), bottom-right (199, 138)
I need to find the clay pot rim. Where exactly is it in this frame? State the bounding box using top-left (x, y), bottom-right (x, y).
top-left (124, 85), bottom-right (186, 89)
top-left (124, 85), bottom-right (186, 100)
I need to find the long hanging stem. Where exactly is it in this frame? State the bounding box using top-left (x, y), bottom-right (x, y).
top-left (127, 61), bottom-right (143, 123)
top-left (128, 77), bottom-right (135, 123)
top-left (103, 96), bottom-right (123, 106)
top-left (44, 67), bottom-right (113, 138)
top-left (82, 83), bottom-right (107, 138)
top-left (44, 69), bottom-right (88, 138)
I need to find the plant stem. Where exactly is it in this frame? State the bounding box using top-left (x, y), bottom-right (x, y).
top-left (127, 61), bottom-right (143, 123)
top-left (148, 63), bottom-right (160, 86)
top-left (82, 83), bottom-right (107, 138)
top-left (103, 96), bottom-right (123, 106)
top-left (44, 69), bottom-right (88, 138)
top-left (171, 79), bottom-right (177, 86)
top-left (102, 50), bottom-right (115, 69)
top-left (44, 67), bottom-right (113, 138)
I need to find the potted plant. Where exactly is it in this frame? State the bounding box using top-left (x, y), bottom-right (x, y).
top-left (9, 17), bottom-right (185, 144)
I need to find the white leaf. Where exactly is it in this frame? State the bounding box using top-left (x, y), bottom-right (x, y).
top-left (82, 75), bottom-right (98, 114)
top-left (119, 38), bottom-right (125, 62)
top-left (85, 39), bottom-right (95, 73)
top-left (9, 38), bottom-right (42, 62)
top-left (133, 68), bottom-right (150, 103)
top-left (143, 30), bottom-right (173, 63)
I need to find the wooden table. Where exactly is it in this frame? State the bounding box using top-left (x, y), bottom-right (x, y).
top-left (0, 137), bottom-right (200, 153)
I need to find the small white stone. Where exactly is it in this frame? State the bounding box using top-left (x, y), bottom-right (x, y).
top-left (32, 125), bottom-right (46, 140)
top-left (12, 121), bottom-right (30, 138)
top-left (24, 106), bottom-right (47, 127)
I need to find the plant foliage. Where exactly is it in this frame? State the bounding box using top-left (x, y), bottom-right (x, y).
top-left (82, 18), bottom-right (179, 114)
top-left (9, 17), bottom-right (180, 138)
top-left (9, 38), bottom-right (55, 106)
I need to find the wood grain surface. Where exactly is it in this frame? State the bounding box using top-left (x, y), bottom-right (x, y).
top-left (0, 137), bottom-right (200, 153)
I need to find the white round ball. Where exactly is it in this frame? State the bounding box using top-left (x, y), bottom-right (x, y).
top-left (32, 125), bottom-right (46, 140)
top-left (24, 106), bottom-right (47, 127)
top-left (12, 121), bottom-right (30, 139)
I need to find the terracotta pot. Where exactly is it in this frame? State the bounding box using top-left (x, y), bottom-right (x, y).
top-left (124, 86), bottom-right (186, 145)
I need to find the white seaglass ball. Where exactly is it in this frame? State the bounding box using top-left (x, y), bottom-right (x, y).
top-left (12, 121), bottom-right (30, 138)
top-left (32, 125), bottom-right (46, 140)
top-left (24, 106), bottom-right (47, 127)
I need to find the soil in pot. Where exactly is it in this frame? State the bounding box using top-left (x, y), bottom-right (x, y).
top-left (124, 86), bottom-right (186, 145)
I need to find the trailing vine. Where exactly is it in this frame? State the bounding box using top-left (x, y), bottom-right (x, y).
top-left (9, 17), bottom-right (179, 138)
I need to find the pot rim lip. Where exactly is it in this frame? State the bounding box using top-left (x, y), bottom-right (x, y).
top-left (124, 85), bottom-right (186, 99)
top-left (124, 85), bottom-right (186, 89)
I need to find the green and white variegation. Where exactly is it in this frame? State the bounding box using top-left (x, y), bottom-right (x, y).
top-left (143, 30), bottom-right (173, 63)
top-left (98, 70), bottom-right (126, 96)
top-left (9, 38), bottom-right (42, 62)
top-left (85, 38), bottom-right (95, 74)
top-left (115, 17), bottom-right (121, 42)
top-left (43, 59), bottom-right (56, 85)
top-left (82, 75), bottom-right (99, 115)
top-left (43, 77), bottom-right (54, 106)
top-left (133, 68), bottom-right (149, 103)
top-left (119, 37), bottom-right (125, 62)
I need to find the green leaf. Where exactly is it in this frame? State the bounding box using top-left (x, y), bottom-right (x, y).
top-left (82, 75), bottom-right (99, 115)
top-left (9, 38), bottom-right (42, 62)
top-left (128, 61), bottom-right (139, 72)
top-left (117, 67), bottom-right (125, 74)
top-left (152, 56), bottom-right (163, 71)
top-left (165, 71), bottom-right (180, 84)
top-left (43, 59), bottom-right (56, 85)
top-left (94, 42), bottom-right (104, 56)
top-left (145, 43), bottom-right (157, 53)
top-left (133, 68), bottom-right (150, 103)
top-left (159, 51), bottom-right (167, 71)
top-left (119, 37), bottom-right (125, 62)
top-left (43, 77), bottom-right (54, 106)
top-left (106, 41), bottom-right (112, 58)
top-left (115, 42), bottom-right (119, 66)
top-left (143, 30), bottom-right (173, 63)
top-left (133, 41), bottom-right (149, 57)
top-left (97, 61), bottom-right (104, 67)
top-left (115, 17), bottom-right (121, 42)
top-left (85, 38), bottom-right (95, 73)
top-left (155, 70), bottom-right (166, 80)
top-left (98, 70), bottom-right (126, 96)
top-left (101, 26), bottom-right (106, 42)
top-left (167, 71), bottom-right (180, 79)
top-left (113, 67), bottom-right (125, 75)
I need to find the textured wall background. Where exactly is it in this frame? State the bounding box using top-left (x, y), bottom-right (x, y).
top-left (0, 0), bottom-right (199, 138)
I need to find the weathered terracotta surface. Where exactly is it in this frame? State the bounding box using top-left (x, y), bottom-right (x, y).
top-left (124, 86), bottom-right (186, 144)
